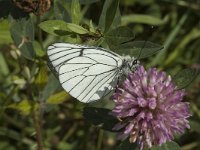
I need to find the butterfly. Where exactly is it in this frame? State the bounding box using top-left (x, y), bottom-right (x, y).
top-left (47, 43), bottom-right (138, 103)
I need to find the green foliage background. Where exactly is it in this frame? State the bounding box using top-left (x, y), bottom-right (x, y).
top-left (0, 0), bottom-right (200, 150)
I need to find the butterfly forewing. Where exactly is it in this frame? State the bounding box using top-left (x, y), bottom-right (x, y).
top-left (47, 43), bottom-right (123, 103)
top-left (48, 43), bottom-right (83, 71)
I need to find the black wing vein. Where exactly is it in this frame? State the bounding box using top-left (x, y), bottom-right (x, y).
top-left (85, 70), bottom-right (119, 103)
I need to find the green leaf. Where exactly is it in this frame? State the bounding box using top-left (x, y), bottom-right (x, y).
top-left (71, 0), bottom-right (81, 24)
top-left (39, 20), bottom-right (71, 36)
top-left (0, 52), bottom-right (9, 76)
top-left (190, 120), bottom-right (200, 134)
top-left (39, 20), bottom-right (89, 36)
top-left (35, 66), bottom-right (48, 89)
top-left (42, 74), bottom-right (61, 101)
top-left (105, 0), bottom-right (119, 32)
top-left (20, 41), bottom-right (35, 60)
top-left (121, 14), bottom-right (165, 26)
top-left (58, 142), bottom-right (76, 150)
top-left (22, 66), bottom-right (31, 81)
top-left (12, 76), bottom-right (26, 85)
top-left (89, 20), bottom-right (96, 33)
top-left (10, 19), bottom-right (35, 60)
top-left (114, 41), bottom-right (164, 59)
top-left (54, 0), bottom-right (70, 22)
top-left (66, 23), bottom-right (89, 34)
top-left (0, 141), bottom-right (15, 150)
top-left (104, 26), bottom-right (134, 47)
top-left (172, 68), bottom-right (200, 89)
top-left (33, 41), bottom-right (45, 57)
top-left (0, 127), bottom-right (21, 141)
top-left (0, 20), bottom-right (12, 44)
top-left (83, 107), bottom-right (119, 131)
top-left (8, 100), bottom-right (38, 116)
top-left (150, 12), bottom-right (189, 66)
top-left (151, 141), bottom-right (181, 150)
top-left (116, 139), bottom-right (137, 150)
top-left (164, 28), bottom-right (200, 67)
top-left (66, 0), bottom-right (99, 4)
top-left (47, 91), bottom-right (70, 104)
top-left (98, 0), bottom-right (120, 32)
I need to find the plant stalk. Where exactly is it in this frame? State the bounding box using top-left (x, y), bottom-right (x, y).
top-left (32, 104), bottom-right (43, 150)
top-left (96, 129), bottom-right (104, 150)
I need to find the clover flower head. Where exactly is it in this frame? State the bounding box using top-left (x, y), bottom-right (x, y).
top-left (111, 66), bottom-right (191, 150)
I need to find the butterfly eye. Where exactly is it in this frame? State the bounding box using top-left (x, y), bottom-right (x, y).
top-left (132, 59), bottom-right (138, 66)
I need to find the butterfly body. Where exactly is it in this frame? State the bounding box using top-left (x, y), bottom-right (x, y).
top-left (47, 43), bottom-right (137, 103)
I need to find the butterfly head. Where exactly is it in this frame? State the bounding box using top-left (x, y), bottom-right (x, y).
top-left (122, 55), bottom-right (139, 74)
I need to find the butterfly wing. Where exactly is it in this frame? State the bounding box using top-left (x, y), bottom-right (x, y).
top-left (47, 43), bottom-right (85, 72)
top-left (47, 43), bottom-right (123, 103)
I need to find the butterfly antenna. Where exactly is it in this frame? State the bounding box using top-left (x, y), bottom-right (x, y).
top-left (134, 25), bottom-right (156, 67)
top-left (131, 40), bottom-right (147, 69)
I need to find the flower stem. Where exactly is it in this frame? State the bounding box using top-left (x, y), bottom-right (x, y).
top-left (96, 129), bottom-right (104, 150)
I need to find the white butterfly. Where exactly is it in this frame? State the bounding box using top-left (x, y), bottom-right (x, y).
top-left (47, 43), bottom-right (138, 103)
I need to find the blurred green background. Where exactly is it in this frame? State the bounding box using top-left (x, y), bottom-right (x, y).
top-left (0, 0), bottom-right (200, 150)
